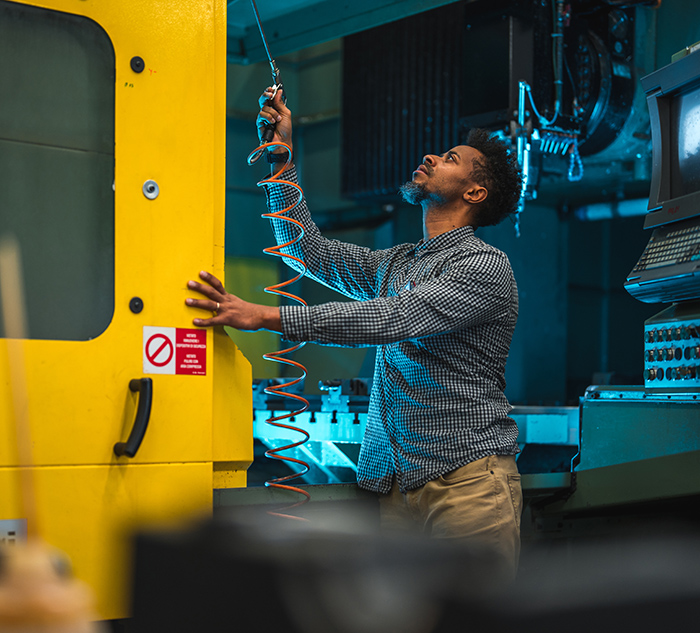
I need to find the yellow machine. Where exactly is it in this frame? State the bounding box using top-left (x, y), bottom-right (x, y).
top-left (0, 0), bottom-right (252, 620)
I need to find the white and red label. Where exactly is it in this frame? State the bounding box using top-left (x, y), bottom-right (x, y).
top-left (143, 326), bottom-right (206, 376)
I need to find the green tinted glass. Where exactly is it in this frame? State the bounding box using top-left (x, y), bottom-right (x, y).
top-left (0, 1), bottom-right (115, 341)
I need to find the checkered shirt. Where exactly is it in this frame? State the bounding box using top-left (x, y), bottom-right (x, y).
top-left (265, 166), bottom-right (520, 493)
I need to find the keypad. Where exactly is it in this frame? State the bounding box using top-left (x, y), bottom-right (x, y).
top-left (644, 318), bottom-right (700, 391)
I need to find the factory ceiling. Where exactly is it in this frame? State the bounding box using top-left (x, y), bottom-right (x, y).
top-left (226, 0), bottom-right (464, 63)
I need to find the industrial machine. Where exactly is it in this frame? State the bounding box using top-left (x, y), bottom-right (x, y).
top-left (340, 0), bottom-right (657, 234)
top-left (623, 50), bottom-right (700, 390)
top-left (625, 49), bottom-right (700, 307)
top-left (0, 0), bottom-right (252, 620)
top-left (249, 378), bottom-right (578, 488)
top-left (531, 47), bottom-right (700, 541)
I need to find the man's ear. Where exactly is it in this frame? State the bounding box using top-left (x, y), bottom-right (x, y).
top-left (464, 185), bottom-right (488, 204)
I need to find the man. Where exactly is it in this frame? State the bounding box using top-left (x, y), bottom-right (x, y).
top-left (186, 88), bottom-right (524, 578)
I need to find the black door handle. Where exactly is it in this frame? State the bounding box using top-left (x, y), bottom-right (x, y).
top-left (114, 378), bottom-right (153, 458)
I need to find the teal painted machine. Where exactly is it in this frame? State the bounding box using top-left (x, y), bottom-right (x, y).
top-left (523, 48), bottom-right (700, 537)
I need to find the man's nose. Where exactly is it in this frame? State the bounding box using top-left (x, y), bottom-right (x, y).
top-left (423, 154), bottom-right (436, 165)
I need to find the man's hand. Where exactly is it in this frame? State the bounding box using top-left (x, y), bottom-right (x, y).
top-left (257, 87), bottom-right (293, 155)
top-left (186, 271), bottom-right (282, 333)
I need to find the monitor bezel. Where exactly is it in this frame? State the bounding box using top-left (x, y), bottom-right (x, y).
top-left (643, 49), bottom-right (700, 229)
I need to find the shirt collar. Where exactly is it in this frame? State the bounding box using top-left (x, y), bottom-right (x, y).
top-left (413, 225), bottom-right (476, 255)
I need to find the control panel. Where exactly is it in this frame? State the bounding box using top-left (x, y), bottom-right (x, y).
top-left (644, 312), bottom-right (700, 391)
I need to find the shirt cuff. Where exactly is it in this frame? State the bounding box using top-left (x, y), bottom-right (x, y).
top-left (279, 304), bottom-right (314, 342)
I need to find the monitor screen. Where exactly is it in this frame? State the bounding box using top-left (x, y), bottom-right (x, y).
top-left (670, 83), bottom-right (700, 198)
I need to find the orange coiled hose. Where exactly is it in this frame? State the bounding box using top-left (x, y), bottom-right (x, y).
top-left (248, 141), bottom-right (311, 520)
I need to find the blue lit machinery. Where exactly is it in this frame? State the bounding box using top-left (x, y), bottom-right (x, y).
top-left (626, 47), bottom-right (700, 393)
top-left (503, 0), bottom-right (646, 217)
top-left (252, 379), bottom-right (579, 491)
top-left (252, 380), bottom-right (370, 485)
top-left (532, 44), bottom-right (700, 537)
top-left (642, 306), bottom-right (700, 389)
top-left (337, 0), bottom-right (656, 233)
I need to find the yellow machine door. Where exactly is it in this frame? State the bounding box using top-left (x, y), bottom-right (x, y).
top-left (0, 0), bottom-right (251, 620)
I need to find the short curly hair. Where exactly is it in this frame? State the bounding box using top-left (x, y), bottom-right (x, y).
top-left (465, 128), bottom-right (523, 227)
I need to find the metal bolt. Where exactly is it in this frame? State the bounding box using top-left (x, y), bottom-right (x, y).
top-left (143, 180), bottom-right (159, 200)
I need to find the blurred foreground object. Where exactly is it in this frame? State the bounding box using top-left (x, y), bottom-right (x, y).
top-left (0, 540), bottom-right (103, 633)
top-left (130, 506), bottom-right (507, 633)
top-left (129, 506), bottom-right (700, 633)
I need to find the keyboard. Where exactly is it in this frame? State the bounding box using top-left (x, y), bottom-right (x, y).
top-left (625, 214), bottom-right (700, 303)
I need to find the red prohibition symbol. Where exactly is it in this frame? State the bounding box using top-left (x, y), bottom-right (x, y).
top-left (146, 333), bottom-right (174, 367)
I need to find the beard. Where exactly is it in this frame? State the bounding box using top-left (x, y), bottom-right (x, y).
top-left (399, 179), bottom-right (447, 206)
top-left (399, 180), bottom-right (429, 205)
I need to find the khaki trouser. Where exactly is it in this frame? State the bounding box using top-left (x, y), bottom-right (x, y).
top-left (379, 455), bottom-right (523, 580)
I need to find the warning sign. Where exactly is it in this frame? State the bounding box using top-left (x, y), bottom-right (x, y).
top-left (143, 326), bottom-right (206, 376)
top-left (175, 328), bottom-right (206, 376)
top-left (144, 327), bottom-right (176, 374)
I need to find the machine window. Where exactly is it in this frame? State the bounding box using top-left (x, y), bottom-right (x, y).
top-left (0, 1), bottom-right (115, 341)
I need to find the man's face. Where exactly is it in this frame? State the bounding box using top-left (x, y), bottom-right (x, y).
top-left (400, 145), bottom-right (483, 206)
